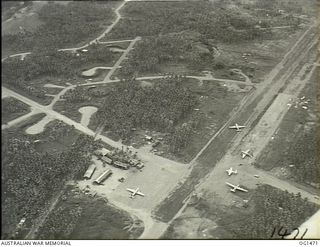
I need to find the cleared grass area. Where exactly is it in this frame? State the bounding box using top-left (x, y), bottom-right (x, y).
top-left (254, 67), bottom-right (320, 187)
top-left (2, 1), bottom-right (45, 35)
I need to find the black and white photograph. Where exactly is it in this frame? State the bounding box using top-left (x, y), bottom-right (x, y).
top-left (1, 0), bottom-right (319, 243)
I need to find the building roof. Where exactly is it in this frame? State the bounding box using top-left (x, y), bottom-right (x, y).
top-left (114, 161), bottom-right (129, 170)
top-left (83, 164), bottom-right (96, 179)
top-left (100, 148), bottom-right (111, 156)
top-left (101, 156), bottom-right (113, 164)
top-left (94, 169), bottom-right (113, 184)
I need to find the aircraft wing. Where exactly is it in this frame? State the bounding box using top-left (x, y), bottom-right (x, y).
top-left (225, 182), bottom-right (235, 188)
top-left (137, 191), bottom-right (145, 196)
top-left (229, 125), bottom-right (245, 129)
top-left (126, 188), bottom-right (135, 193)
top-left (237, 187), bottom-right (248, 192)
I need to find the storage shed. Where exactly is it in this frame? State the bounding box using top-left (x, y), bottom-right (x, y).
top-left (83, 164), bottom-right (96, 179)
top-left (94, 169), bottom-right (113, 184)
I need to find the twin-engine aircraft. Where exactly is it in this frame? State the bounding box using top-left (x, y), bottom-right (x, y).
top-left (241, 149), bottom-right (253, 159)
top-left (229, 123), bottom-right (246, 132)
top-left (225, 182), bottom-right (248, 193)
top-left (226, 167), bottom-right (238, 176)
top-left (126, 187), bottom-right (145, 199)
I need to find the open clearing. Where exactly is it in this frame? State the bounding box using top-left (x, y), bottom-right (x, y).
top-left (2, 2), bottom-right (46, 35)
top-left (76, 148), bottom-right (189, 215)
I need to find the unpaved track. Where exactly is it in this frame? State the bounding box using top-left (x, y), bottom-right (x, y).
top-left (25, 189), bottom-right (64, 239)
top-left (2, 1), bottom-right (128, 60)
top-left (104, 37), bottom-right (141, 81)
top-left (1, 108), bottom-right (41, 130)
top-left (79, 74), bottom-right (251, 88)
top-left (2, 86), bottom-right (186, 168)
top-left (58, 0), bottom-right (127, 52)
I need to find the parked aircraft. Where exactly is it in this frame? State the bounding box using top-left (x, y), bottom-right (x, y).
top-left (126, 187), bottom-right (145, 199)
top-left (226, 182), bottom-right (248, 193)
top-left (226, 167), bottom-right (238, 176)
top-left (229, 123), bottom-right (246, 131)
top-left (241, 149), bottom-right (253, 159)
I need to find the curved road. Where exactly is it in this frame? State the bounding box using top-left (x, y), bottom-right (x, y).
top-left (2, 0), bottom-right (128, 61)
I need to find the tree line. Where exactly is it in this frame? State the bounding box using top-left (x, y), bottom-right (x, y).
top-left (227, 185), bottom-right (319, 239)
top-left (91, 77), bottom-right (198, 153)
top-left (2, 1), bottom-right (115, 53)
top-left (1, 126), bottom-right (102, 239)
top-left (2, 44), bottom-right (115, 100)
top-left (107, 1), bottom-right (272, 42)
top-left (2, 97), bottom-right (30, 123)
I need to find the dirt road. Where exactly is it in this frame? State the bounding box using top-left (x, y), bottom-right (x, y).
top-left (2, 1), bottom-right (128, 60)
top-left (104, 37), bottom-right (141, 81)
top-left (58, 1), bottom-right (127, 52)
top-left (1, 108), bottom-right (41, 130)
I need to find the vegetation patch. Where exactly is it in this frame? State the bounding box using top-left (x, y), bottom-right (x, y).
top-left (92, 77), bottom-right (197, 153)
top-left (165, 185), bottom-right (319, 239)
top-left (213, 185), bottom-right (319, 239)
top-left (1, 122), bottom-right (103, 239)
top-left (2, 97), bottom-right (30, 124)
top-left (53, 85), bottom-right (110, 124)
top-left (2, 1), bottom-right (115, 54)
top-left (108, 1), bottom-right (277, 41)
top-left (2, 45), bottom-right (117, 104)
top-left (37, 185), bottom-right (142, 240)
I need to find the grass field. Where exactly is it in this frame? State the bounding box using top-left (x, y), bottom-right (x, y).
top-left (1, 2), bottom-right (45, 35)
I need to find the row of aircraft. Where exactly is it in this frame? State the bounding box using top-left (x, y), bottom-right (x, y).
top-left (225, 123), bottom-right (252, 193)
top-left (126, 123), bottom-right (251, 198)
